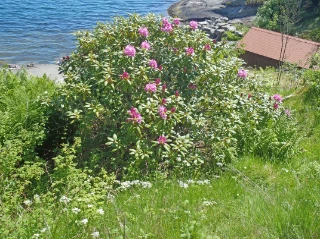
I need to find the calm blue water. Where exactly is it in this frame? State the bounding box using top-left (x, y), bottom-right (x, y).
top-left (0, 0), bottom-right (177, 65)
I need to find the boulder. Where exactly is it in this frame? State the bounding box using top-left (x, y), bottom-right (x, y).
top-left (234, 30), bottom-right (244, 37)
top-left (216, 22), bottom-right (228, 28)
top-left (215, 29), bottom-right (225, 41)
top-left (220, 17), bottom-right (229, 22)
top-left (225, 25), bottom-right (237, 32)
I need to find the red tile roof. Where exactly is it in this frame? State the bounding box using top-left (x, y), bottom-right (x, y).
top-left (239, 27), bottom-right (320, 68)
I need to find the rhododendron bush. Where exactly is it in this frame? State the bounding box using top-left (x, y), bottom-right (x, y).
top-left (55, 14), bottom-right (296, 178)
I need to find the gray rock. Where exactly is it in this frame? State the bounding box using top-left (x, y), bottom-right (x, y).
top-left (199, 21), bottom-right (209, 26)
top-left (215, 29), bottom-right (225, 41)
top-left (216, 22), bottom-right (228, 28)
top-left (228, 19), bottom-right (243, 25)
top-left (221, 24), bottom-right (232, 30)
top-left (220, 17), bottom-right (229, 22)
top-left (226, 25), bottom-right (237, 32)
top-left (234, 30), bottom-right (244, 37)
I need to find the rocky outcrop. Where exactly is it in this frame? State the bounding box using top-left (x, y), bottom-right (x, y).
top-left (197, 17), bottom-right (244, 41)
top-left (168, 0), bottom-right (258, 23)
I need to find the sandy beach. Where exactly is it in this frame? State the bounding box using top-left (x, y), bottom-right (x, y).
top-left (7, 64), bottom-right (64, 83)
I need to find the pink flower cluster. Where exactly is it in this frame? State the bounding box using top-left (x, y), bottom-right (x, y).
top-left (162, 84), bottom-right (167, 91)
top-left (144, 83), bottom-right (157, 93)
top-left (238, 69), bottom-right (248, 78)
top-left (173, 18), bottom-right (180, 25)
top-left (204, 44), bottom-right (211, 51)
top-left (138, 27), bottom-right (149, 37)
top-left (149, 59), bottom-right (158, 69)
top-left (141, 41), bottom-right (150, 50)
top-left (189, 21), bottom-right (198, 30)
top-left (186, 47), bottom-right (194, 56)
top-left (121, 71), bottom-right (129, 79)
top-left (161, 17), bottom-right (173, 32)
top-left (124, 45), bottom-right (136, 57)
top-left (273, 94), bottom-right (282, 102)
top-left (127, 107), bottom-right (142, 124)
top-left (158, 105), bottom-right (167, 119)
top-left (158, 135), bottom-right (167, 145)
top-left (155, 78), bottom-right (161, 85)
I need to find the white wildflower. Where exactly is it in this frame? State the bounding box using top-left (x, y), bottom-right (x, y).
top-left (91, 231), bottom-right (100, 238)
top-left (178, 181), bottom-right (189, 188)
top-left (59, 196), bottom-right (71, 204)
top-left (34, 194), bottom-right (41, 203)
top-left (141, 181), bottom-right (152, 188)
top-left (88, 204), bottom-right (94, 208)
top-left (72, 207), bottom-right (81, 214)
top-left (40, 227), bottom-right (47, 233)
top-left (196, 179), bottom-right (210, 185)
top-left (97, 208), bottom-right (104, 215)
top-left (216, 162), bottom-right (223, 167)
top-left (202, 201), bottom-right (216, 206)
top-left (32, 233), bottom-right (40, 238)
top-left (81, 218), bottom-right (88, 225)
top-left (24, 199), bottom-right (32, 206)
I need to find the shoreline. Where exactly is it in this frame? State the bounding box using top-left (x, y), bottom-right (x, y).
top-left (5, 64), bottom-right (63, 82)
top-left (167, 0), bottom-right (258, 23)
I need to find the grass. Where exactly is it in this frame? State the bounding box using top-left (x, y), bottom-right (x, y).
top-left (1, 68), bottom-right (320, 238)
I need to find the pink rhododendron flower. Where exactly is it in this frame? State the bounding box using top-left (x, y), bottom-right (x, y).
top-left (158, 65), bottom-right (163, 71)
top-left (140, 41), bottom-right (150, 50)
top-left (138, 27), bottom-right (149, 37)
top-left (144, 83), bottom-right (157, 93)
top-left (171, 108), bottom-right (176, 113)
top-left (173, 18), bottom-right (180, 25)
top-left (186, 47), bottom-right (194, 56)
top-left (175, 91), bottom-right (179, 97)
top-left (121, 71), bottom-right (129, 79)
top-left (161, 23), bottom-right (173, 32)
top-left (273, 94), bottom-right (282, 102)
top-left (274, 103), bottom-right (279, 110)
top-left (162, 17), bottom-right (170, 25)
top-left (161, 17), bottom-right (173, 32)
top-left (155, 78), bottom-right (161, 85)
top-left (127, 107), bottom-right (142, 124)
top-left (189, 21), bottom-right (198, 30)
top-left (162, 84), bottom-right (167, 91)
top-left (149, 59), bottom-right (158, 69)
top-left (162, 98), bottom-right (167, 104)
top-left (158, 105), bottom-right (167, 119)
top-left (204, 44), bottom-right (211, 51)
top-left (158, 135), bottom-right (167, 145)
top-left (124, 45), bottom-right (136, 57)
top-left (238, 69), bottom-right (248, 78)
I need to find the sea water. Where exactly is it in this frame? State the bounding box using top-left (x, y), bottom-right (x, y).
top-left (0, 0), bottom-right (177, 65)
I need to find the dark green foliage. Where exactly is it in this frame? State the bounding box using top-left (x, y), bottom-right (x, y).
top-left (0, 68), bottom-right (56, 220)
